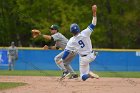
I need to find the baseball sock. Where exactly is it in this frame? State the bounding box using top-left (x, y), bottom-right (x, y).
top-left (82, 74), bottom-right (90, 81)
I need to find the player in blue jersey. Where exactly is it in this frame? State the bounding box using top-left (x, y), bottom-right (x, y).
top-left (58, 5), bottom-right (99, 81)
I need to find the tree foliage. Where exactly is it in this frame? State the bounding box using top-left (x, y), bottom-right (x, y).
top-left (0, 0), bottom-right (140, 48)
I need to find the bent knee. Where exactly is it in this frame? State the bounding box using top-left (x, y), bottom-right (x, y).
top-left (54, 56), bottom-right (60, 62)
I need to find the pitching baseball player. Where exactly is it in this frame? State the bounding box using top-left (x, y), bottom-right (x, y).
top-left (58, 5), bottom-right (99, 81)
top-left (7, 42), bottom-right (18, 71)
top-left (32, 25), bottom-right (78, 79)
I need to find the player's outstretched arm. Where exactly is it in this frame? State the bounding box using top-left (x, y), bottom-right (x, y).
top-left (92, 5), bottom-right (97, 26)
top-left (92, 5), bottom-right (97, 17)
top-left (83, 4), bottom-right (97, 33)
top-left (31, 29), bottom-right (52, 40)
top-left (42, 34), bottom-right (52, 40)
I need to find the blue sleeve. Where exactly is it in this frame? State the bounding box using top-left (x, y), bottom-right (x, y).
top-left (62, 50), bottom-right (70, 60)
top-left (88, 24), bottom-right (95, 31)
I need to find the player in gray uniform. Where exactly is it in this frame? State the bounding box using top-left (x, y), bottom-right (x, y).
top-left (7, 42), bottom-right (18, 71)
top-left (32, 25), bottom-right (78, 79)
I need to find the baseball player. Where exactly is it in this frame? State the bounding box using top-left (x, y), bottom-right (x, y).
top-left (7, 42), bottom-right (18, 71)
top-left (32, 25), bottom-right (78, 79)
top-left (58, 5), bottom-right (99, 81)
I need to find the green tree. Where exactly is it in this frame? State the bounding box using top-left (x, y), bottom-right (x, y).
top-left (0, 0), bottom-right (140, 48)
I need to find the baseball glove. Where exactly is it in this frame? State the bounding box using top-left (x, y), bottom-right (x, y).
top-left (31, 29), bottom-right (41, 38)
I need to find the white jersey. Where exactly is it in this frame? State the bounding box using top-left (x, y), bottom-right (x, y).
top-left (8, 46), bottom-right (18, 56)
top-left (65, 25), bottom-right (94, 56)
top-left (51, 32), bottom-right (68, 49)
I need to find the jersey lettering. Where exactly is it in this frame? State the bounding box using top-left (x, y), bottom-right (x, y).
top-left (78, 40), bottom-right (85, 48)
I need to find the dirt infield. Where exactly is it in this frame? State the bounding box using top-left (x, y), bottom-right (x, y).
top-left (0, 76), bottom-right (140, 93)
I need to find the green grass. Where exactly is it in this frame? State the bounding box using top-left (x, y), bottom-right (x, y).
top-left (0, 82), bottom-right (27, 90)
top-left (0, 70), bottom-right (140, 78)
top-left (0, 70), bottom-right (62, 76)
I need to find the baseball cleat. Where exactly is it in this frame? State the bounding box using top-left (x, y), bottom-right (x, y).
top-left (69, 73), bottom-right (78, 79)
top-left (88, 71), bottom-right (99, 79)
top-left (60, 71), bottom-right (70, 80)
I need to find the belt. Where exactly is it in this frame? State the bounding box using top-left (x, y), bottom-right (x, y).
top-left (81, 51), bottom-right (94, 57)
top-left (81, 55), bottom-right (87, 57)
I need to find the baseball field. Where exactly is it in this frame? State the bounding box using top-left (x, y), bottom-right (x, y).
top-left (0, 70), bottom-right (140, 93)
